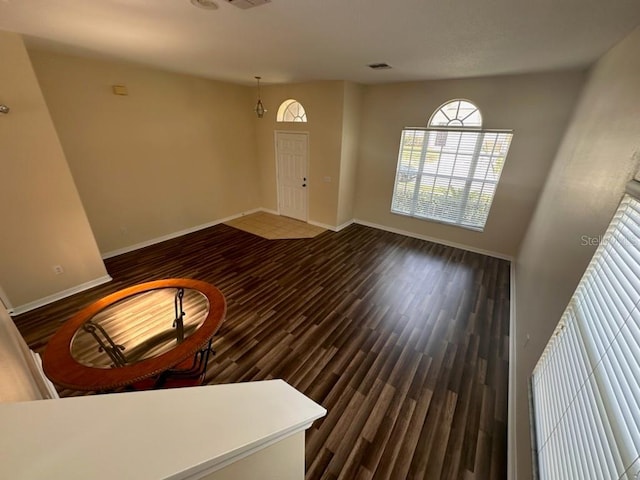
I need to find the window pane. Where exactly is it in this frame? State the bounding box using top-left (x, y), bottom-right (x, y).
top-left (429, 99), bottom-right (482, 127)
top-left (423, 149), bottom-right (440, 174)
top-left (414, 176), bottom-right (433, 217)
top-left (458, 101), bottom-right (482, 127)
top-left (474, 156), bottom-right (491, 181)
top-left (438, 153), bottom-right (456, 176)
top-left (277, 99), bottom-right (308, 122)
top-left (453, 155), bottom-right (472, 178)
top-left (440, 101), bottom-right (461, 123)
top-left (391, 177), bottom-right (416, 214)
top-left (430, 111), bottom-right (450, 126)
top-left (464, 181), bottom-right (497, 227)
top-left (464, 110), bottom-right (482, 127)
top-left (391, 126), bottom-right (512, 231)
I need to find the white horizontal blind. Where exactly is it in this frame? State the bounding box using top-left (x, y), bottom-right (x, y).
top-left (532, 193), bottom-right (640, 480)
top-left (391, 128), bottom-right (512, 231)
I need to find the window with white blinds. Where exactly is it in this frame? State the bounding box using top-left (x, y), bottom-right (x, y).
top-left (531, 193), bottom-right (640, 480)
top-left (390, 100), bottom-right (513, 231)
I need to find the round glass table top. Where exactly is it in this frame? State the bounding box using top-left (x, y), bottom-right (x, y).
top-left (43, 279), bottom-right (226, 391)
top-left (70, 287), bottom-right (209, 368)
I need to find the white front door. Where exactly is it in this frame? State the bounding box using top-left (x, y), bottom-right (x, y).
top-left (276, 132), bottom-right (309, 221)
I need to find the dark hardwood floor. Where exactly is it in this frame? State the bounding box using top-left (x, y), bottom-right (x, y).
top-left (14, 223), bottom-right (510, 479)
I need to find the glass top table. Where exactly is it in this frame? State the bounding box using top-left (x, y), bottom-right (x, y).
top-left (43, 279), bottom-right (226, 391)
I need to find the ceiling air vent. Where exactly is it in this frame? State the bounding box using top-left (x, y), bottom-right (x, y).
top-left (368, 63), bottom-right (392, 70)
top-left (226, 0), bottom-right (271, 9)
top-left (191, 0), bottom-right (219, 9)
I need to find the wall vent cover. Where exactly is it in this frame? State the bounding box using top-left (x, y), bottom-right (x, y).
top-left (368, 63), bottom-right (392, 70)
top-left (226, 0), bottom-right (271, 9)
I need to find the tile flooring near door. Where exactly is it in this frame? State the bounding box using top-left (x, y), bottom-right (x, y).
top-left (225, 211), bottom-right (326, 240)
top-left (14, 223), bottom-right (510, 479)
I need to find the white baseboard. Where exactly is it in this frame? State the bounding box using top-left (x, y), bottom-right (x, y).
top-left (353, 218), bottom-right (513, 261)
top-left (335, 219), bottom-right (355, 232)
top-left (102, 210), bottom-right (263, 259)
top-left (10, 275), bottom-right (113, 316)
top-left (260, 208), bottom-right (280, 216)
top-left (508, 261), bottom-right (517, 480)
top-left (104, 210), bottom-right (511, 261)
top-left (306, 220), bottom-right (335, 231)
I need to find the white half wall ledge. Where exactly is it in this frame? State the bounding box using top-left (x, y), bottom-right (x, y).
top-left (9, 275), bottom-right (113, 316)
top-left (0, 379), bottom-right (327, 480)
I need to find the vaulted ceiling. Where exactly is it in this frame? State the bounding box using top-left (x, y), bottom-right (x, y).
top-left (1, 0), bottom-right (640, 85)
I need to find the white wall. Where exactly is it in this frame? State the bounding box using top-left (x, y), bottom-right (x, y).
top-left (337, 82), bottom-right (364, 226)
top-left (200, 432), bottom-right (304, 480)
top-left (354, 71), bottom-right (586, 257)
top-left (28, 48), bottom-right (261, 255)
top-left (0, 31), bottom-right (108, 310)
top-left (513, 26), bottom-right (640, 479)
top-left (255, 81), bottom-right (345, 227)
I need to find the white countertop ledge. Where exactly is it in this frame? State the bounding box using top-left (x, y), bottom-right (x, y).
top-left (0, 379), bottom-right (327, 480)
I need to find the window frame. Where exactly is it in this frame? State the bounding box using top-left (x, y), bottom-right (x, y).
top-left (276, 99), bottom-right (308, 123)
top-left (428, 98), bottom-right (482, 128)
top-left (390, 100), bottom-right (512, 231)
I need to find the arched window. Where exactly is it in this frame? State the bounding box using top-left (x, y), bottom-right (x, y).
top-left (428, 99), bottom-right (482, 127)
top-left (391, 99), bottom-right (513, 231)
top-left (277, 99), bottom-right (308, 123)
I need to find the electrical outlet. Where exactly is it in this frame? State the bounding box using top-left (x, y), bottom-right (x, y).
top-left (53, 265), bottom-right (64, 275)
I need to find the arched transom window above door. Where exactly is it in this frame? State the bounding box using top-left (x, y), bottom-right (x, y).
top-left (277, 99), bottom-right (308, 123)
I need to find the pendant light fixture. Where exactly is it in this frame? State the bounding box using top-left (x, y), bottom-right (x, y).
top-left (254, 76), bottom-right (266, 118)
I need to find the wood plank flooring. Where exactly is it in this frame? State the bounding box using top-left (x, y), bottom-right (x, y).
top-left (13, 223), bottom-right (510, 479)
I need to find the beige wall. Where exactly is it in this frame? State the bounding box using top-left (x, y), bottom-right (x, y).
top-left (201, 432), bottom-right (304, 480)
top-left (28, 48), bottom-right (261, 255)
top-left (255, 81), bottom-right (345, 227)
top-left (513, 27), bottom-right (640, 479)
top-left (354, 71), bottom-right (586, 257)
top-left (0, 32), bottom-right (107, 309)
top-left (337, 82), bottom-right (364, 226)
